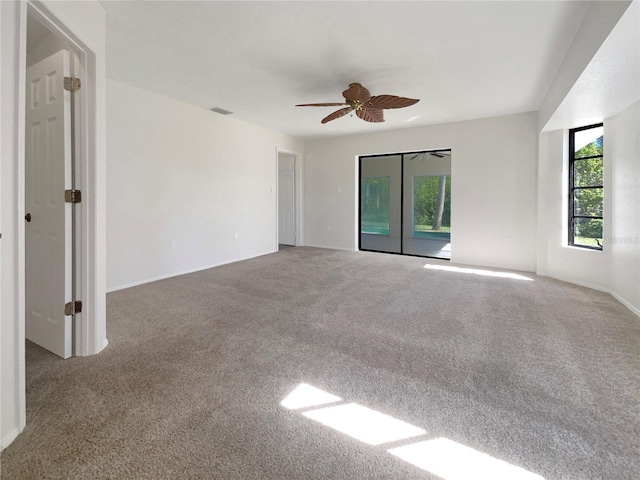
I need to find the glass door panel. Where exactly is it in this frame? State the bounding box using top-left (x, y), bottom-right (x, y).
top-left (360, 155), bottom-right (402, 254)
top-left (402, 152), bottom-right (451, 259)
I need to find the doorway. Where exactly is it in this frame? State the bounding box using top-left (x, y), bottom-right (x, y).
top-left (359, 150), bottom-right (451, 260)
top-left (24, 11), bottom-right (82, 358)
top-left (278, 152), bottom-right (296, 248)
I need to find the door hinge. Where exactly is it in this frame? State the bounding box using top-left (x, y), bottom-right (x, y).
top-left (65, 189), bottom-right (81, 203)
top-left (64, 77), bottom-right (81, 92)
top-left (64, 301), bottom-right (82, 316)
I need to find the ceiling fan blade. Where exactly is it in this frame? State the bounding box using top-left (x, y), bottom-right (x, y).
top-left (342, 83), bottom-right (371, 102)
top-left (321, 107), bottom-right (353, 124)
top-left (368, 95), bottom-right (419, 109)
top-left (356, 107), bottom-right (384, 123)
top-left (408, 152), bottom-right (447, 160)
top-left (431, 150), bottom-right (450, 157)
top-left (296, 102), bottom-right (348, 107)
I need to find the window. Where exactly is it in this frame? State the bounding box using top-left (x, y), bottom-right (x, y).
top-left (568, 123), bottom-right (603, 250)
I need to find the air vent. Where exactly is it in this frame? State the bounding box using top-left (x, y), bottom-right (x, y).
top-left (210, 107), bottom-right (233, 115)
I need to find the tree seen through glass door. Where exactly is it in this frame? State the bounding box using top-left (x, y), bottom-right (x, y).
top-left (413, 175), bottom-right (451, 239)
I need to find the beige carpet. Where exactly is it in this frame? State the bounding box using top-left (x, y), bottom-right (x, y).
top-left (2, 247), bottom-right (639, 479)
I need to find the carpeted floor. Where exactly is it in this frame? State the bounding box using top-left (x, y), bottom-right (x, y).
top-left (2, 247), bottom-right (639, 479)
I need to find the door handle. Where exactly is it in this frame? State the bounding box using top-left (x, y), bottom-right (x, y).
top-left (25, 213), bottom-right (32, 222)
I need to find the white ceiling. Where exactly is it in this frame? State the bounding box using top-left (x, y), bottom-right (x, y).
top-left (543, 0), bottom-right (639, 132)
top-left (101, 1), bottom-right (591, 139)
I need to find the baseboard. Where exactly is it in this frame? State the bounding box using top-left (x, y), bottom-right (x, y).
top-left (610, 291), bottom-right (640, 317)
top-left (106, 251), bottom-right (274, 293)
top-left (304, 243), bottom-right (355, 251)
top-left (541, 273), bottom-right (611, 293)
top-left (1, 427), bottom-right (21, 451)
top-left (543, 273), bottom-right (640, 318)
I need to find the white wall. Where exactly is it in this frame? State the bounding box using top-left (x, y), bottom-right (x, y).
top-left (304, 113), bottom-right (538, 272)
top-left (106, 80), bottom-right (303, 290)
top-left (610, 101), bottom-right (640, 312)
top-left (1, 0), bottom-right (107, 449)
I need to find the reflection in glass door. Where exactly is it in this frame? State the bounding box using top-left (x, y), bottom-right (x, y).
top-left (360, 150), bottom-right (451, 260)
top-left (361, 177), bottom-right (390, 235)
top-left (359, 155), bottom-right (402, 254)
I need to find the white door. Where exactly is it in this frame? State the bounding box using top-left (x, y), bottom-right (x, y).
top-left (278, 155), bottom-right (296, 246)
top-left (25, 50), bottom-right (73, 359)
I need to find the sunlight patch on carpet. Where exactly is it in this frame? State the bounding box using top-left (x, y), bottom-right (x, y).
top-left (424, 264), bottom-right (534, 281)
top-left (302, 403), bottom-right (426, 445)
top-left (282, 384), bottom-right (545, 479)
top-left (280, 383), bottom-right (342, 410)
top-left (388, 438), bottom-right (545, 480)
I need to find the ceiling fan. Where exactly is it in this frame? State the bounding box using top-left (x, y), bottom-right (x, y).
top-left (296, 83), bottom-right (419, 124)
top-left (408, 151), bottom-right (450, 160)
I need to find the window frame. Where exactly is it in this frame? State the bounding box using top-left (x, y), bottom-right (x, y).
top-left (568, 123), bottom-right (604, 251)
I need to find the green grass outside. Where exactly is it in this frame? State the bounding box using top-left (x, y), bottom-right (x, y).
top-left (574, 236), bottom-right (602, 248)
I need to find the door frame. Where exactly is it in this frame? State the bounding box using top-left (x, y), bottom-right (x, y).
top-left (21, 0), bottom-right (106, 357)
top-left (275, 148), bottom-right (303, 249)
top-left (22, 2), bottom-right (90, 356)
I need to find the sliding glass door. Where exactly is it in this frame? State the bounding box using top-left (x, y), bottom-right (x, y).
top-left (360, 150), bottom-right (451, 260)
